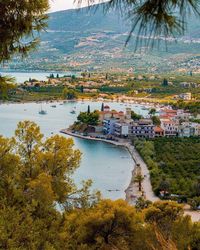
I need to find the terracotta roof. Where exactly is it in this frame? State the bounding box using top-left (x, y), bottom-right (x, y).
top-left (99, 111), bottom-right (121, 115)
top-left (162, 109), bottom-right (177, 114)
top-left (160, 114), bottom-right (174, 119)
top-left (154, 126), bottom-right (164, 133)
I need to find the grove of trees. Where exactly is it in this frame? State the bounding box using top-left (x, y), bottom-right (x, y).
top-left (0, 121), bottom-right (199, 249)
top-left (63, 88), bottom-right (78, 100)
top-left (134, 137), bottom-right (200, 204)
top-left (77, 111), bottom-right (99, 126)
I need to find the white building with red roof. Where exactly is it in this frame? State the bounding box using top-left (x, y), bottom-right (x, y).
top-left (160, 118), bottom-right (179, 137)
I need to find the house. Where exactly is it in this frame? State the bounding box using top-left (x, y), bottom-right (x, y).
top-left (99, 106), bottom-right (131, 123)
top-left (175, 109), bottom-right (191, 121)
top-left (103, 119), bottom-right (118, 135)
top-left (154, 126), bottom-right (164, 137)
top-left (179, 123), bottom-right (195, 137)
top-left (180, 82), bottom-right (191, 88)
top-left (194, 124), bottom-right (200, 136)
top-left (99, 110), bottom-right (125, 123)
top-left (83, 88), bottom-right (98, 93)
top-left (159, 109), bottom-right (177, 118)
top-left (179, 92), bottom-right (192, 100)
top-left (160, 119), bottom-right (179, 137)
top-left (114, 122), bottom-right (129, 137)
top-left (129, 119), bottom-right (155, 138)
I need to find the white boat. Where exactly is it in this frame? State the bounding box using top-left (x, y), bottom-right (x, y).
top-left (39, 110), bottom-right (47, 115)
top-left (39, 104), bottom-right (47, 115)
top-left (70, 107), bottom-right (76, 114)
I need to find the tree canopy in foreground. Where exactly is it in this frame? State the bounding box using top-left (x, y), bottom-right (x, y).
top-left (0, 0), bottom-right (49, 62)
top-left (0, 121), bottom-right (199, 249)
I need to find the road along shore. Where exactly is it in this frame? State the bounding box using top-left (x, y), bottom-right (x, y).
top-left (60, 129), bottom-right (200, 222)
top-left (60, 129), bottom-right (158, 204)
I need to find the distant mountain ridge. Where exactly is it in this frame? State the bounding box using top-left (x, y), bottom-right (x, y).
top-left (48, 3), bottom-right (128, 33)
top-left (3, 3), bottom-right (200, 73)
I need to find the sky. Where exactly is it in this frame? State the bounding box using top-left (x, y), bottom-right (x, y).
top-left (50, 0), bottom-right (103, 12)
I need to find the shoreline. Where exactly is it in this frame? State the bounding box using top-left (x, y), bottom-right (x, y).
top-left (60, 129), bottom-right (200, 222)
top-left (60, 129), bottom-right (157, 204)
top-left (0, 98), bottom-right (164, 110)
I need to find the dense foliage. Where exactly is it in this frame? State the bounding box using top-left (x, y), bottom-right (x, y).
top-left (0, 76), bottom-right (15, 100)
top-left (0, 121), bottom-right (199, 249)
top-left (63, 88), bottom-right (78, 100)
top-left (0, 121), bottom-right (100, 248)
top-left (131, 111), bottom-right (142, 120)
top-left (152, 116), bottom-right (161, 126)
top-left (172, 101), bottom-right (200, 116)
top-left (134, 138), bottom-right (200, 201)
top-left (77, 111), bottom-right (99, 126)
top-left (0, 0), bottom-right (49, 62)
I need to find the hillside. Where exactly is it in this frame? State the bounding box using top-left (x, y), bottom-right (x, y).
top-left (2, 3), bottom-right (200, 73)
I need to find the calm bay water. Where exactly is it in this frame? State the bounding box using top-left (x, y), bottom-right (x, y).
top-left (0, 71), bottom-right (78, 83)
top-left (0, 101), bottom-right (148, 199)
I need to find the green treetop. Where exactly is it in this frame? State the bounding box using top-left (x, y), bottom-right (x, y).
top-left (77, 111), bottom-right (99, 126)
top-left (0, 1), bottom-right (49, 62)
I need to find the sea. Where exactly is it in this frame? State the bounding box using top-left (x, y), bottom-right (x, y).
top-left (0, 72), bottom-right (149, 200)
top-left (0, 71), bottom-right (78, 84)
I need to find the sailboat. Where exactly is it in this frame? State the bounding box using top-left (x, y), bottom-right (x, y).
top-left (70, 106), bottom-right (76, 114)
top-left (39, 104), bottom-right (47, 115)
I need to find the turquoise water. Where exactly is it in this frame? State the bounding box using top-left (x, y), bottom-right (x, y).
top-left (0, 101), bottom-right (148, 199)
top-left (0, 71), bottom-right (78, 84)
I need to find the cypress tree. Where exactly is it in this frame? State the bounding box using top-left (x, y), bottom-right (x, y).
top-left (87, 105), bottom-right (91, 114)
top-left (101, 103), bottom-right (104, 112)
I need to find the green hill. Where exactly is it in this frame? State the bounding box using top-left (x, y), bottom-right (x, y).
top-left (3, 3), bottom-right (200, 73)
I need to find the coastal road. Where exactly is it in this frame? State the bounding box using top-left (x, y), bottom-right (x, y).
top-left (126, 144), bottom-right (159, 202)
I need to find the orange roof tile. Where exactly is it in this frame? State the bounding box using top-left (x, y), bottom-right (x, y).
top-left (154, 126), bottom-right (164, 133)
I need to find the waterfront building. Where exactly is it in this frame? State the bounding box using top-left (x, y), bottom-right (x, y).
top-left (99, 106), bottom-right (132, 124)
top-left (114, 122), bottom-right (129, 138)
top-left (154, 126), bottom-right (164, 137)
top-left (129, 119), bottom-right (155, 138)
top-left (99, 110), bottom-right (125, 123)
top-left (160, 119), bottom-right (179, 137)
top-left (103, 118), bottom-right (118, 135)
top-left (112, 119), bottom-right (155, 138)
